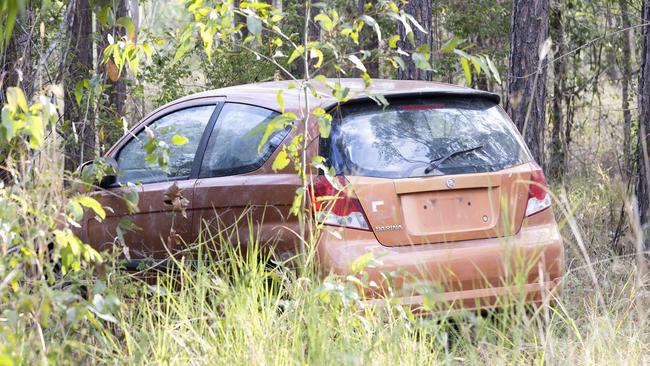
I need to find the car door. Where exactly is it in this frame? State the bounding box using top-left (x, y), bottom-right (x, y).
top-left (192, 102), bottom-right (300, 257)
top-left (85, 101), bottom-right (219, 259)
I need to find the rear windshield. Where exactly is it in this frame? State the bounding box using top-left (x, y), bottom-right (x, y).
top-left (326, 97), bottom-right (530, 178)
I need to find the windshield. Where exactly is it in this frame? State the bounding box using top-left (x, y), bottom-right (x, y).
top-left (327, 97), bottom-right (530, 178)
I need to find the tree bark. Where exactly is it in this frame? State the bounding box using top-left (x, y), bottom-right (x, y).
top-left (548, 6), bottom-right (565, 180)
top-left (620, 0), bottom-right (634, 178)
top-left (397, 0), bottom-right (433, 81)
top-left (506, 0), bottom-right (550, 166)
top-left (353, 0), bottom-right (366, 78)
top-left (1, 7), bottom-right (33, 102)
top-left (64, 0), bottom-right (95, 170)
top-left (98, 0), bottom-right (128, 117)
top-left (637, 0), bottom-right (650, 253)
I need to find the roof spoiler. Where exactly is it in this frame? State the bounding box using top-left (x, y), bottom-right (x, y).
top-left (326, 90), bottom-right (501, 110)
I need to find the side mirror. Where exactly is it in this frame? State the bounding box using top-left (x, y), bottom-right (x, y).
top-left (78, 157), bottom-right (119, 189)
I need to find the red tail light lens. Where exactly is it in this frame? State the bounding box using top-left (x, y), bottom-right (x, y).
top-left (310, 175), bottom-right (371, 231)
top-left (525, 162), bottom-right (552, 217)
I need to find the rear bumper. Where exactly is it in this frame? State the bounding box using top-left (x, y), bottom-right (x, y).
top-left (316, 209), bottom-right (564, 310)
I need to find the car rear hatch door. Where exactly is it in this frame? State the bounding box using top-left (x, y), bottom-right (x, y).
top-left (347, 164), bottom-right (532, 246)
top-left (326, 96), bottom-right (535, 246)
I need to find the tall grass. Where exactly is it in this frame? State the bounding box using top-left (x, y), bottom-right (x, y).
top-left (51, 174), bottom-right (646, 365)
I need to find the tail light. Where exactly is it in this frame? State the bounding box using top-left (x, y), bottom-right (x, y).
top-left (525, 162), bottom-right (552, 217)
top-left (310, 175), bottom-right (371, 231)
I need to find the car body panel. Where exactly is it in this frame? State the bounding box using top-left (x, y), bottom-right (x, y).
top-left (85, 180), bottom-right (195, 258)
top-left (316, 208), bottom-right (563, 308)
top-left (347, 163), bottom-right (531, 246)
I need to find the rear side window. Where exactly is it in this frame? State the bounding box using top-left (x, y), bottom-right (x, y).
top-left (327, 98), bottom-right (530, 178)
top-left (199, 103), bottom-right (288, 177)
top-left (116, 105), bottom-right (214, 184)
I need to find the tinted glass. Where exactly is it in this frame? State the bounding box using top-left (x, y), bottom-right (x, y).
top-left (116, 105), bottom-right (214, 184)
top-left (199, 103), bottom-right (288, 178)
top-left (328, 98), bottom-right (530, 178)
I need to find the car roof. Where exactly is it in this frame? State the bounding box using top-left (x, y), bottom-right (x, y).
top-left (165, 78), bottom-right (501, 114)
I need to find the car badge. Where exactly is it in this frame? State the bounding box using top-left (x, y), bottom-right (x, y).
top-left (446, 178), bottom-right (456, 189)
top-left (375, 224), bottom-right (402, 232)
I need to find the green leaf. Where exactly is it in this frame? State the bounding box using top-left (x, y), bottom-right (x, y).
top-left (486, 57), bottom-right (502, 85)
top-left (173, 40), bottom-right (192, 64)
top-left (116, 17), bottom-right (136, 40)
top-left (460, 57), bottom-right (472, 85)
top-left (171, 135), bottom-right (189, 145)
top-left (67, 200), bottom-right (84, 221)
top-left (393, 56), bottom-right (406, 70)
top-left (311, 48), bottom-right (324, 68)
top-left (361, 15), bottom-right (381, 42)
top-left (470, 55), bottom-right (483, 75)
top-left (313, 108), bottom-right (332, 138)
top-left (314, 13), bottom-right (334, 32)
top-left (404, 13), bottom-right (427, 34)
top-left (441, 36), bottom-right (463, 53)
top-left (27, 115), bottom-right (44, 148)
top-left (252, 113), bottom-right (295, 154)
top-left (6, 87), bottom-right (27, 112)
top-left (77, 196), bottom-right (106, 220)
top-left (388, 35), bottom-right (400, 49)
top-left (348, 55), bottom-right (366, 72)
top-left (246, 15), bottom-right (262, 37)
top-left (123, 186), bottom-right (140, 214)
top-left (287, 46), bottom-right (304, 65)
top-left (350, 252), bottom-right (375, 273)
top-left (277, 89), bottom-right (284, 113)
top-left (272, 149), bottom-right (290, 172)
top-left (412, 52), bottom-right (432, 71)
top-left (289, 187), bottom-right (304, 216)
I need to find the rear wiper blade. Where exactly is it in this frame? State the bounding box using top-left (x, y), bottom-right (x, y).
top-left (424, 145), bottom-right (484, 174)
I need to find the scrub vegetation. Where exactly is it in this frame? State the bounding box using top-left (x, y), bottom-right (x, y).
top-left (1, 0), bottom-right (650, 365)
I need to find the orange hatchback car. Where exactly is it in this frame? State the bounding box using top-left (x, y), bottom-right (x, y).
top-left (79, 79), bottom-right (564, 309)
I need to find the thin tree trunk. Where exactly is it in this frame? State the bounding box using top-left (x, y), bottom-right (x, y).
top-left (64, 0), bottom-right (94, 170)
top-left (353, 0), bottom-right (366, 78)
top-left (621, 0), bottom-right (635, 178)
top-left (1, 6), bottom-right (33, 102)
top-left (506, 0), bottom-right (550, 167)
top-left (397, 0), bottom-right (433, 81)
top-left (291, 0), bottom-right (319, 78)
top-left (272, 0), bottom-right (283, 13)
top-left (548, 6), bottom-right (565, 180)
top-left (98, 0), bottom-right (128, 117)
top-left (636, 0), bottom-right (650, 253)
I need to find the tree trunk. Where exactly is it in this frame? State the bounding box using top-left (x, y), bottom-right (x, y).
top-left (272, 0), bottom-right (283, 13)
top-left (637, 0), bottom-right (650, 253)
top-left (290, 0), bottom-right (319, 79)
top-left (353, 0), bottom-right (366, 78)
top-left (98, 0), bottom-right (128, 117)
top-left (506, 0), bottom-right (550, 166)
top-left (397, 0), bottom-right (433, 81)
top-left (64, 0), bottom-right (95, 171)
top-left (1, 7), bottom-right (33, 102)
top-left (548, 6), bottom-right (565, 180)
top-left (620, 0), bottom-right (634, 178)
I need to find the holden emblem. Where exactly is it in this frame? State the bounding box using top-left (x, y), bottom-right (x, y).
top-left (446, 178), bottom-right (456, 189)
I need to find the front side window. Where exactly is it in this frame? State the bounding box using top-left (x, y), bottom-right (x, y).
top-left (199, 103), bottom-right (288, 178)
top-left (116, 105), bottom-right (214, 184)
top-left (328, 97), bottom-right (530, 178)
